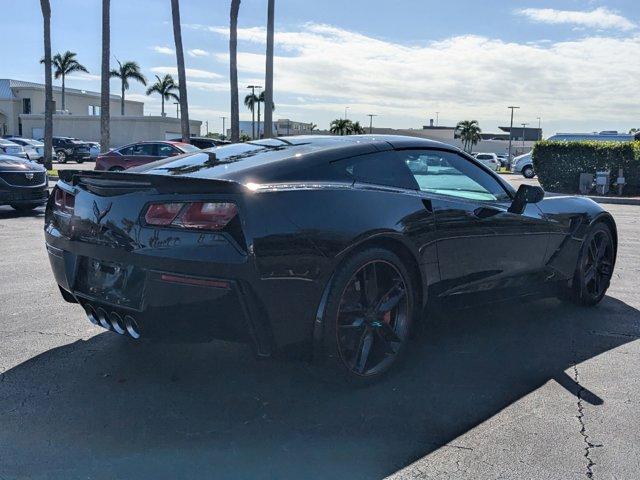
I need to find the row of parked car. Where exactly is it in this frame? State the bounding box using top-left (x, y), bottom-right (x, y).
top-left (0, 135), bottom-right (100, 164)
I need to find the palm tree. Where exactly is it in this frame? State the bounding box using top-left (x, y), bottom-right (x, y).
top-left (39, 0), bottom-right (53, 170)
top-left (40, 51), bottom-right (89, 112)
top-left (263, 0), bottom-right (275, 138)
top-left (244, 92), bottom-right (258, 139)
top-left (110, 60), bottom-right (146, 116)
top-left (229, 0), bottom-right (241, 143)
top-left (455, 120), bottom-right (482, 153)
top-left (171, 0), bottom-right (190, 141)
top-left (100, 0), bottom-right (110, 153)
top-left (330, 118), bottom-right (351, 136)
top-left (350, 121), bottom-right (365, 134)
top-left (146, 74), bottom-right (179, 117)
top-left (309, 123), bottom-right (317, 132)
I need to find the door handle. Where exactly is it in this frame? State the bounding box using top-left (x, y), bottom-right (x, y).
top-left (469, 206), bottom-right (502, 219)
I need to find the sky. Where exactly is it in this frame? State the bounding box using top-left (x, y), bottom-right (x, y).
top-left (1, 0), bottom-right (639, 136)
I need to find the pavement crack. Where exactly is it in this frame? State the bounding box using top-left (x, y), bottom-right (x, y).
top-left (573, 363), bottom-right (602, 479)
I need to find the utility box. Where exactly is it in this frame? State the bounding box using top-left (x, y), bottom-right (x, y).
top-left (579, 173), bottom-right (594, 194)
top-left (595, 171), bottom-right (610, 195)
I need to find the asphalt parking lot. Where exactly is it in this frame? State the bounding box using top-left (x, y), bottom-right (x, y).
top-left (1, 199), bottom-right (639, 479)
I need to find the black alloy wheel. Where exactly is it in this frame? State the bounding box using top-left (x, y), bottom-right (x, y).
top-left (571, 223), bottom-right (614, 306)
top-left (320, 248), bottom-right (415, 382)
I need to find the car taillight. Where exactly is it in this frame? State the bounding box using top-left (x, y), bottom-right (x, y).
top-left (143, 202), bottom-right (238, 231)
top-left (54, 188), bottom-right (75, 214)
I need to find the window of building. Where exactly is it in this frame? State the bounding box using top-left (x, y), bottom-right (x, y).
top-left (22, 98), bottom-right (31, 114)
top-left (88, 105), bottom-right (101, 116)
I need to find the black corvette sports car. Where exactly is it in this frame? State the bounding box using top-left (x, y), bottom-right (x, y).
top-left (45, 135), bottom-right (617, 381)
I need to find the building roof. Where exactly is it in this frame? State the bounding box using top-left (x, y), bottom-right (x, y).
top-left (0, 78), bottom-right (141, 103)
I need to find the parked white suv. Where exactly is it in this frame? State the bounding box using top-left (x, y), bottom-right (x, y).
top-left (473, 153), bottom-right (500, 171)
top-left (512, 153), bottom-right (535, 178)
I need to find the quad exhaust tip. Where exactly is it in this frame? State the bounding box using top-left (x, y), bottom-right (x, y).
top-left (109, 311), bottom-right (126, 335)
top-left (84, 303), bottom-right (140, 339)
top-left (125, 315), bottom-right (141, 339)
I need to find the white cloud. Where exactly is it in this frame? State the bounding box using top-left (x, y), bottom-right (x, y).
top-left (151, 46), bottom-right (175, 55)
top-left (517, 7), bottom-right (636, 31)
top-left (188, 48), bottom-right (210, 57)
top-left (150, 66), bottom-right (223, 80)
top-left (202, 22), bottom-right (640, 128)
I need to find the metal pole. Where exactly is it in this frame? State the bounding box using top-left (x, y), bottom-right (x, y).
top-left (221, 116), bottom-right (227, 138)
top-left (344, 106), bottom-right (350, 120)
top-left (507, 106), bottom-right (520, 162)
top-left (174, 102), bottom-right (179, 118)
top-left (436, 112), bottom-right (440, 127)
top-left (537, 117), bottom-right (542, 140)
top-left (521, 123), bottom-right (528, 149)
top-left (367, 114), bottom-right (377, 134)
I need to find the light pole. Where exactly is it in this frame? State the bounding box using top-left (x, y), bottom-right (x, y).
top-left (173, 102), bottom-right (179, 118)
top-left (435, 111), bottom-right (440, 127)
top-left (536, 116), bottom-right (542, 140)
top-left (220, 116), bottom-right (227, 139)
top-left (344, 106), bottom-right (350, 120)
top-left (246, 85), bottom-right (262, 139)
top-left (521, 123), bottom-right (529, 149)
top-left (367, 114), bottom-right (377, 134)
top-left (507, 106), bottom-right (520, 162)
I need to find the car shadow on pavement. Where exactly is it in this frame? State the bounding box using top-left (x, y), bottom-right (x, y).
top-left (1, 296), bottom-right (639, 479)
top-left (0, 206), bottom-right (45, 219)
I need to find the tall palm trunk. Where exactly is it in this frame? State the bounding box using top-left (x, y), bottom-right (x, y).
top-left (39, 0), bottom-right (53, 170)
top-left (121, 81), bottom-right (125, 115)
top-left (263, 0), bottom-right (275, 138)
top-left (257, 100), bottom-right (261, 139)
top-left (61, 74), bottom-right (66, 111)
top-left (229, 0), bottom-right (241, 143)
top-left (100, 0), bottom-right (110, 152)
top-left (161, 97), bottom-right (165, 117)
top-left (171, 0), bottom-right (190, 142)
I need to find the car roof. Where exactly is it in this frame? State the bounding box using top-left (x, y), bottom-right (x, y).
top-left (134, 135), bottom-right (463, 183)
top-left (0, 138), bottom-right (19, 146)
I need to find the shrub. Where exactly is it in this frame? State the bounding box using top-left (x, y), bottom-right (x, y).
top-left (532, 141), bottom-right (640, 195)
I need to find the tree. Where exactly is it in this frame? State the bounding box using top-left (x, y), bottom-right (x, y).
top-left (146, 74), bottom-right (179, 117)
top-left (330, 118), bottom-right (351, 136)
top-left (630, 128), bottom-right (638, 134)
top-left (110, 60), bottom-right (146, 116)
top-left (41, 51), bottom-right (89, 112)
top-left (246, 91), bottom-right (275, 139)
top-left (171, 0), bottom-right (190, 142)
top-left (100, 0), bottom-right (110, 153)
top-left (263, 0), bottom-right (275, 138)
top-left (39, 0), bottom-right (53, 170)
top-left (455, 120), bottom-right (482, 153)
top-left (309, 123), bottom-right (317, 132)
top-left (351, 121), bottom-right (365, 134)
top-left (244, 92), bottom-right (258, 139)
top-left (229, 0), bottom-right (241, 143)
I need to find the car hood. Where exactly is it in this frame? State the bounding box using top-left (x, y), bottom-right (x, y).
top-left (0, 155), bottom-right (45, 171)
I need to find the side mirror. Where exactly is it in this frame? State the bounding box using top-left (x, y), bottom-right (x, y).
top-left (508, 184), bottom-right (545, 214)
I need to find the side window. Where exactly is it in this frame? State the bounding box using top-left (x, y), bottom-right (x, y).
top-left (333, 151), bottom-right (418, 190)
top-left (401, 150), bottom-right (509, 202)
top-left (118, 146), bottom-right (133, 156)
top-left (157, 144), bottom-right (179, 157)
top-left (131, 144), bottom-right (155, 156)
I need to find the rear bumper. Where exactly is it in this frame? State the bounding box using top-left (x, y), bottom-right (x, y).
top-left (45, 240), bottom-right (273, 354)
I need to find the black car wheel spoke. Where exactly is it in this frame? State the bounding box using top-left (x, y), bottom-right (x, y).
top-left (336, 260), bottom-right (410, 377)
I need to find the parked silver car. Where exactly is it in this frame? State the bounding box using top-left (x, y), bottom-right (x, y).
top-left (3, 138), bottom-right (52, 163)
top-left (0, 139), bottom-right (28, 159)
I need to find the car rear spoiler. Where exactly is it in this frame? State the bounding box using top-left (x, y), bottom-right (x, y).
top-left (58, 170), bottom-right (246, 195)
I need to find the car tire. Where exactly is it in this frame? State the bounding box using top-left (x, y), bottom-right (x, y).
top-left (76, 158), bottom-right (84, 164)
top-left (315, 248), bottom-right (416, 385)
top-left (522, 166), bottom-right (535, 178)
top-left (56, 151), bottom-right (67, 163)
top-left (109, 166), bottom-right (125, 172)
top-left (564, 222), bottom-right (615, 306)
top-left (10, 204), bottom-right (37, 213)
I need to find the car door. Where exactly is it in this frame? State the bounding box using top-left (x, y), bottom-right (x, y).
top-left (125, 143), bottom-right (157, 168)
top-left (400, 149), bottom-right (551, 301)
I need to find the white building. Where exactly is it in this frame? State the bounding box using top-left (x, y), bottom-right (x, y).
top-left (0, 79), bottom-right (201, 147)
top-left (231, 119), bottom-right (316, 139)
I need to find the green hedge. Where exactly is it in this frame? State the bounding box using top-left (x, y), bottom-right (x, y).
top-left (532, 141), bottom-right (640, 195)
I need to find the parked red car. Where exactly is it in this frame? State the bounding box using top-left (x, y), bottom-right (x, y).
top-left (95, 141), bottom-right (200, 171)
